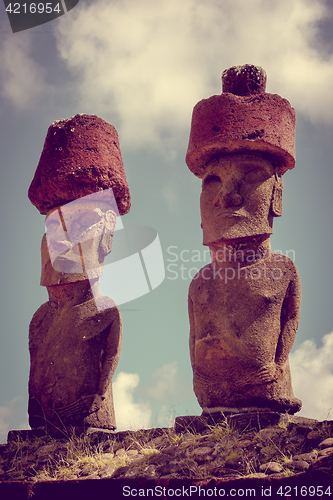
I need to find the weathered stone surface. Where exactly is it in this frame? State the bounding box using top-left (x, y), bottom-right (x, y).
top-left (306, 430), bottom-right (322, 447)
top-left (28, 114), bottom-right (131, 215)
top-left (318, 447), bottom-right (333, 457)
top-left (222, 64), bottom-right (267, 96)
top-left (291, 460), bottom-right (310, 471)
top-left (186, 66), bottom-right (301, 415)
top-left (293, 452), bottom-right (317, 463)
top-left (285, 416), bottom-right (319, 431)
top-left (99, 465), bottom-right (116, 478)
top-left (189, 242), bottom-right (301, 412)
top-left (318, 437), bottom-right (333, 449)
top-left (191, 446), bottom-right (214, 457)
top-left (228, 411), bottom-right (283, 432)
top-left (174, 415), bottom-right (209, 434)
top-left (186, 65), bottom-right (296, 178)
top-left (28, 280), bottom-right (121, 430)
top-left (28, 117), bottom-right (129, 431)
top-left (175, 410), bottom-right (283, 434)
top-left (258, 427), bottom-right (285, 442)
top-left (310, 453), bottom-right (333, 472)
top-left (3, 418), bottom-right (333, 485)
top-left (29, 270), bottom-right (121, 430)
top-left (259, 462), bottom-right (283, 474)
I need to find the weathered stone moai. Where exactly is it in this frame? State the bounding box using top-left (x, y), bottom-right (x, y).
top-left (28, 114), bottom-right (131, 430)
top-left (186, 65), bottom-right (302, 415)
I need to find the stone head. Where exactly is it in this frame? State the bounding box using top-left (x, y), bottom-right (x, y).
top-left (28, 114), bottom-right (131, 286)
top-left (186, 64), bottom-right (296, 246)
top-left (200, 152), bottom-right (283, 245)
top-left (43, 194), bottom-right (117, 283)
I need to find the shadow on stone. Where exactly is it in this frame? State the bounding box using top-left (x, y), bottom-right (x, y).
top-left (175, 410), bottom-right (282, 434)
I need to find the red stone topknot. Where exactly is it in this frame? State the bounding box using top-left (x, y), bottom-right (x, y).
top-left (29, 114), bottom-right (131, 215)
top-left (186, 64), bottom-right (296, 177)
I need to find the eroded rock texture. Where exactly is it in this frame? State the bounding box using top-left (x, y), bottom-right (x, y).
top-left (186, 65), bottom-right (295, 177)
top-left (28, 114), bottom-right (130, 216)
top-left (28, 280), bottom-right (121, 429)
top-left (28, 115), bottom-right (130, 430)
top-left (186, 65), bottom-right (301, 415)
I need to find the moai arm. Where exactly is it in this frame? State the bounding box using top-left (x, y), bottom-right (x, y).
top-left (97, 309), bottom-right (122, 396)
top-left (275, 264), bottom-right (301, 367)
top-left (258, 262), bottom-right (301, 385)
top-left (188, 295), bottom-right (196, 373)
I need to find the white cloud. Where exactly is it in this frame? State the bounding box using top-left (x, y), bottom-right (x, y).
top-left (55, 0), bottom-right (333, 151)
top-left (144, 362), bottom-right (195, 427)
top-left (0, 396), bottom-right (28, 443)
top-left (290, 332), bottom-right (333, 420)
top-left (113, 364), bottom-right (195, 430)
top-left (0, 35), bottom-right (46, 109)
top-left (113, 372), bottom-right (152, 430)
top-left (162, 180), bottom-right (180, 212)
top-left (145, 361), bottom-right (191, 403)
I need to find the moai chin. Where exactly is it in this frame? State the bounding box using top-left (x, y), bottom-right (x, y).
top-left (28, 114), bottom-right (131, 430)
top-left (186, 65), bottom-right (302, 415)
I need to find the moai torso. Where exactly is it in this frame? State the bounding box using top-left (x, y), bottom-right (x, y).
top-left (186, 65), bottom-right (302, 415)
top-left (28, 284), bottom-right (121, 429)
top-left (189, 246), bottom-right (301, 413)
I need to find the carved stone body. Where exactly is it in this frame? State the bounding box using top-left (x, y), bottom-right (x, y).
top-left (28, 115), bottom-right (130, 430)
top-left (28, 282), bottom-right (121, 429)
top-left (186, 65), bottom-right (301, 415)
top-left (189, 241), bottom-right (301, 413)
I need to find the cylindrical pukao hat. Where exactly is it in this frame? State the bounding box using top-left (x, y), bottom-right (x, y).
top-left (28, 114), bottom-right (131, 215)
top-left (186, 65), bottom-right (296, 177)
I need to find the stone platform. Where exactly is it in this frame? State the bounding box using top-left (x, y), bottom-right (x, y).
top-left (174, 409), bottom-right (282, 433)
top-left (1, 414), bottom-right (333, 500)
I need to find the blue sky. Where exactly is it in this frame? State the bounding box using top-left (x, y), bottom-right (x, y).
top-left (0, 0), bottom-right (333, 440)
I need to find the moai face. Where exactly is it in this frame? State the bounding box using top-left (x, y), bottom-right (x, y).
top-left (45, 199), bottom-right (117, 277)
top-left (200, 152), bottom-right (283, 245)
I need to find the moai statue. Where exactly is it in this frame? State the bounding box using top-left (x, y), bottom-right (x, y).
top-left (186, 65), bottom-right (301, 416)
top-left (28, 114), bottom-right (131, 430)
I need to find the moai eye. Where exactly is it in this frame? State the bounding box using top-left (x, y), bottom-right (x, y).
top-left (45, 218), bottom-right (61, 234)
top-left (243, 167), bottom-right (271, 184)
top-left (77, 210), bottom-right (103, 230)
top-left (203, 174), bottom-right (221, 188)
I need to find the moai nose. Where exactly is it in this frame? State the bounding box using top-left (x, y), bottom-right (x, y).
top-left (50, 239), bottom-right (72, 255)
top-left (214, 187), bottom-right (243, 209)
top-left (224, 192), bottom-right (243, 208)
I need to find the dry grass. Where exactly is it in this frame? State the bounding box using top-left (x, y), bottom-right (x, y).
top-left (3, 417), bottom-right (326, 481)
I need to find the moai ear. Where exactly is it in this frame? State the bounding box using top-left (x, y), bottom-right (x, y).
top-left (105, 210), bottom-right (117, 232)
top-left (100, 232), bottom-right (113, 258)
top-left (271, 175), bottom-right (283, 217)
top-left (99, 210), bottom-right (117, 258)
